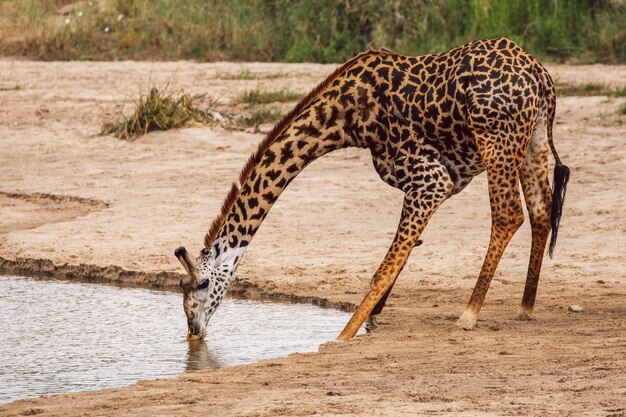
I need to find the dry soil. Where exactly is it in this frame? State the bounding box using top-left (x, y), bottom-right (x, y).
top-left (0, 60), bottom-right (625, 416)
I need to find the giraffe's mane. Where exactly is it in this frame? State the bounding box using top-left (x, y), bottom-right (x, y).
top-left (204, 49), bottom-right (377, 248)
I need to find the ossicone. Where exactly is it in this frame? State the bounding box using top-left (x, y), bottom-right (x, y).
top-left (175, 246), bottom-right (199, 285)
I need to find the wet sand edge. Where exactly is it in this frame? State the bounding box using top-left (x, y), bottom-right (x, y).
top-left (0, 255), bottom-right (357, 313)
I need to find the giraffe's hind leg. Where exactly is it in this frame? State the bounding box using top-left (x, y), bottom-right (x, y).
top-left (456, 131), bottom-right (527, 330)
top-left (517, 118), bottom-right (552, 320)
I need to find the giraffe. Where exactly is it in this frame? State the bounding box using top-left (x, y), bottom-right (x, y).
top-left (175, 38), bottom-right (570, 341)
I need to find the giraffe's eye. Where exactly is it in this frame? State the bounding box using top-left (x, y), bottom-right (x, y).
top-left (197, 280), bottom-right (210, 290)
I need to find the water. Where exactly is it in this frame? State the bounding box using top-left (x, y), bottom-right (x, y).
top-left (0, 275), bottom-right (358, 404)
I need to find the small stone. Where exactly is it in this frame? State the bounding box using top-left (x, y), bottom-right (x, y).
top-left (568, 304), bottom-right (583, 313)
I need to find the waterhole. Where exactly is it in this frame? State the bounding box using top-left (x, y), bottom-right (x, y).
top-left (0, 275), bottom-right (359, 403)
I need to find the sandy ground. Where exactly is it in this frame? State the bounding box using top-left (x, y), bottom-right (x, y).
top-left (0, 60), bottom-right (625, 416)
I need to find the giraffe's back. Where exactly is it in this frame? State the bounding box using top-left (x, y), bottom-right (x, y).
top-left (340, 38), bottom-right (551, 194)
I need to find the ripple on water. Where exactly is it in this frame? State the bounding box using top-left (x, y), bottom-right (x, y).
top-left (0, 275), bottom-right (358, 403)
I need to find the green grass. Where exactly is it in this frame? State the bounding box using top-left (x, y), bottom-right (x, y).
top-left (223, 69), bottom-right (255, 80)
top-left (556, 84), bottom-right (626, 116)
top-left (102, 82), bottom-right (214, 141)
top-left (1, 0), bottom-right (625, 63)
top-left (237, 89), bottom-right (302, 105)
top-left (557, 83), bottom-right (626, 97)
top-left (557, 83), bottom-right (613, 97)
top-left (233, 88), bottom-right (299, 128)
top-left (217, 69), bottom-right (287, 80)
top-left (237, 107), bottom-right (283, 127)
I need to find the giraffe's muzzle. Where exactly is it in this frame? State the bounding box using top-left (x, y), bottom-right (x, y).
top-left (186, 331), bottom-right (205, 341)
top-left (186, 323), bottom-right (206, 341)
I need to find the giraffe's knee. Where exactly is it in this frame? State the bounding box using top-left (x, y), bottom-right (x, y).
top-left (512, 211), bottom-right (525, 230)
top-left (530, 220), bottom-right (550, 239)
top-left (525, 189), bottom-right (552, 225)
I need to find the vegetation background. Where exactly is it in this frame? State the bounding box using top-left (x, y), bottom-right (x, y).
top-left (1, 0), bottom-right (624, 63)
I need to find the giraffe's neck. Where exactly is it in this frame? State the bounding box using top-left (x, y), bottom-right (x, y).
top-left (211, 102), bottom-right (365, 272)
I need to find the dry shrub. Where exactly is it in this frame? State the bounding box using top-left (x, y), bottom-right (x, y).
top-left (102, 83), bottom-right (214, 141)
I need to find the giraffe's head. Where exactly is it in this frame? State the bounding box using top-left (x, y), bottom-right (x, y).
top-left (174, 245), bottom-right (232, 341)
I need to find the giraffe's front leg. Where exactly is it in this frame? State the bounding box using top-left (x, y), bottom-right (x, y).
top-left (338, 159), bottom-right (453, 340)
top-left (365, 276), bottom-right (384, 332)
top-left (337, 203), bottom-right (422, 340)
top-left (365, 239), bottom-right (423, 332)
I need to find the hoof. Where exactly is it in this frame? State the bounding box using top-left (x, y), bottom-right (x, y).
top-left (455, 310), bottom-right (477, 330)
top-left (515, 308), bottom-right (533, 321)
top-left (365, 315), bottom-right (378, 333)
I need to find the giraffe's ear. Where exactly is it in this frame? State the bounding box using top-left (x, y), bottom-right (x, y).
top-left (175, 246), bottom-right (199, 285)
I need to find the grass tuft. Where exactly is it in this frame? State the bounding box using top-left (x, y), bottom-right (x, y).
top-left (556, 83), bottom-right (626, 117)
top-left (235, 69), bottom-right (254, 80)
top-left (102, 83), bottom-right (214, 141)
top-left (557, 83), bottom-right (626, 97)
top-left (237, 89), bottom-right (302, 105)
top-left (237, 107), bottom-right (283, 127)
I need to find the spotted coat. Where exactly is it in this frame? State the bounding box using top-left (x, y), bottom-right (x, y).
top-left (176, 38), bottom-right (569, 340)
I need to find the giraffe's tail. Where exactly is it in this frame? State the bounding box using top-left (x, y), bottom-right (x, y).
top-left (543, 71), bottom-right (570, 258)
top-left (549, 163), bottom-right (570, 258)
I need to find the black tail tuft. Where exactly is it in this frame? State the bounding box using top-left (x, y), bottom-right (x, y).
top-left (549, 164), bottom-right (570, 258)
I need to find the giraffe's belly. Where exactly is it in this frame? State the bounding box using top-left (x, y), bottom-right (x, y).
top-left (441, 150), bottom-right (485, 195)
top-left (425, 129), bottom-right (485, 195)
top-left (371, 153), bottom-right (401, 189)
top-left (371, 136), bottom-right (485, 195)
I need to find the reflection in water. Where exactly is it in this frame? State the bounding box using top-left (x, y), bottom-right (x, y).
top-left (186, 341), bottom-right (221, 371)
top-left (0, 275), bottom-right (359, 404)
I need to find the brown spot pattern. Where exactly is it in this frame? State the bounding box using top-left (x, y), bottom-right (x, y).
top-left (189, 38), bottom-right (568, 339)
